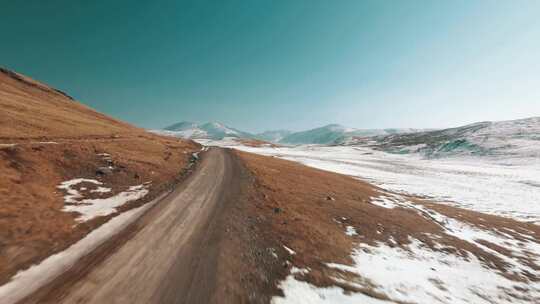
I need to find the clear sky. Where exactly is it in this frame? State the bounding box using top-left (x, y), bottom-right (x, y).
top-left (2, 1), bottom-right (539, 132)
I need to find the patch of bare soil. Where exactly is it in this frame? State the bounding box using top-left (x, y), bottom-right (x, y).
top-left (0, 68), bottom-right (200, 285)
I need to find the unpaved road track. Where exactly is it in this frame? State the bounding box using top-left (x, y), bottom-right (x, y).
top-left (23, 148), bottom-right (242, 304)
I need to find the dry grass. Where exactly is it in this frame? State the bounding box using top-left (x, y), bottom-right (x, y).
top-left (0, 67), bottom-right (138, 140)
top-left (0, 68), bottom-right (200, 284)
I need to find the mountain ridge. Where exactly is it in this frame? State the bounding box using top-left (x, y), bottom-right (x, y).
top-left (279, 124), bottom-right (424, 145)
top-left (156, 116), bottom-right (539, 151)
top-left (356, 116), bottom-right (540, 159)
top-left (159, 121), bottom-right (254, 140)
top-left (156, 121), bottom-right (424, 144)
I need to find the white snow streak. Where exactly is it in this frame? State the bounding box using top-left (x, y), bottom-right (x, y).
top-left (284, 245), bottom-right (296, 255)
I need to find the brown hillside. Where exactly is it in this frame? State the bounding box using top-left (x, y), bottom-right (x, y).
top-left (0, 67), bottom-right (138, 139)
top-left (0, 68), bottom-right (200, 285)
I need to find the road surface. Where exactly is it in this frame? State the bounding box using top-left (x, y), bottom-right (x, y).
top-left (24, 148), bottom-right (241, 304)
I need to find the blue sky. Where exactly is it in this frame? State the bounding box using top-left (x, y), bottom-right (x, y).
top-left (1, 1), bottom-right (539, 132)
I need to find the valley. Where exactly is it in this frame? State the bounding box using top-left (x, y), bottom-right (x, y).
top-left (3, 2), bottom-right (539, 303)
top-left (0, 68), bottom-right (538, 304)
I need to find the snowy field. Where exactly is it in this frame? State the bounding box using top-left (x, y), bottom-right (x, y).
top-left (270, 191), bottom-right (540, 304)
top-left (203, 140), bottom-right (540, 303)
top-left (203, 140), bottom-right (540, 225)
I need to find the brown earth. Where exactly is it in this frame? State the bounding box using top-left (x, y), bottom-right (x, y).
top-left (18, 148), bottom-right (539, 303)
top-left (0, 68), bottom-right (200, 286)
top-left (19, 148), bottom-right (281, 304)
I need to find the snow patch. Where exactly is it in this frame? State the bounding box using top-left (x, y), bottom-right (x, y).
top-left (326, 238), bottom-right (540, 304)
top-left (58, 179), bottom-right (149, 222)
top-left (58, 178), bottom-right (102, 203)
top-left (272, 275), bottom-right (391, 304)
top-left (345, 226), bottom-right (358, 236)
top-left (369, 194), bottom-right (540, 280)
top-left (290, 267), bottom-right (310, 275)
top-left (370, 196), bottom-right (399, 209)
top-left (274, 193), bottom-right (540, 303)
top-left (90, 186), bottom-right (112, 193)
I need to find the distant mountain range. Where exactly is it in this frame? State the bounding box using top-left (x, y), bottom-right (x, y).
top-left (152, 117), bottom-right (540, 159)
top-left (152, 121), bottom-right (424, 144)
top-left (159, 121), bottom-right (254, 140)
top-left (254, 130), bottom-right (292, 142)
top-left (359, 116), bottom-right (540, 159)
top-left (278, 124), bottom-right (423, 145)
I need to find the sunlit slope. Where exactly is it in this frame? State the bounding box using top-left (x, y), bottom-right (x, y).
top-left (0, 67), bottom-right (139, 139)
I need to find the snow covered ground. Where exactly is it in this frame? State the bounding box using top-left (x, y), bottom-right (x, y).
top-left (272, 193), bottom-right (540, 304)
top-left (203, 140), bottom-right (540, 225)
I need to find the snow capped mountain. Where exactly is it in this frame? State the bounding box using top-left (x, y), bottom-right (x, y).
top-left (254, 130), bottom-right (292, 142)
top-left (151, 117), bottom-right (539, 158)
top-left (279, 124), bottom-right (350, 145)
top-left (152, 120), bottom-right (424, 144)
top-left (154, 121), bottom-right (253, 140)
top-left (363, 117), bottom-right (540, 159)
top-left (164, 121), bottom-right (198, 130)
top-left (279, 124), bottom-right (422, 145)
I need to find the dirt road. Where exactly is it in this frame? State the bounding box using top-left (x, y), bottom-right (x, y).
top-left (23, 148), bottom-right (242, 304)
